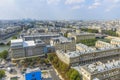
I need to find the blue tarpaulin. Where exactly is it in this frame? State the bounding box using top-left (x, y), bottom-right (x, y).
top-left (25, 71), bottom-right (42, 80)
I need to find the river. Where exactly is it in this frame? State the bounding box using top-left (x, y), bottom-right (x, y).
top-left (0, 34), bottom-right (19, 53)
top-left (0, 45), bottom-right (9, 52)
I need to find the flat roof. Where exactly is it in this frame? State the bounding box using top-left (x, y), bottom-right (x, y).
top-left (24, 33), bottom-right (60, 37)
top-left (70, 32), bottom-right (95, 36)
top-left (23, 41), bottom-right (36, 47)
top-left (26, 68), bottom-right (40, 73)
top-left (25, 68), bottom-right (41, 80)
top-left (57, 44), bottom-right (118, 58)
top-left (111, 38), bottom-right (120, 42)
top-left (51, 36), bottom-right (72, 43)
top-left (11, 39), bottom-right (23, 43)
top-left (82, 59), bottom-right (120, 74)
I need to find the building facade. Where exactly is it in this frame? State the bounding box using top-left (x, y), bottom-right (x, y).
top-left (22, 33), bottom-right (60, 44)
top-left (95, 41), bottom-right (114, 48)
top-left (111, 38), bottom-right (120, 46)
top-left (80, 59), bottom-right (120, 80)
top-left (67, 32), bottom-right (95, 43)
top-left (50, 37), bottom-right (76, 52)
top-left (10, 39), bottom-right (46, 61)
top-left (56, 39), bottom-right (120, 66)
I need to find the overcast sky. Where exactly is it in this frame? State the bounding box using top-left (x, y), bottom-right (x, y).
top-left (0, 0), bottom-right (120, 20)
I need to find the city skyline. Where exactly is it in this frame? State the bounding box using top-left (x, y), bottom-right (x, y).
top-left (0, 0), bottom-right (120, 20)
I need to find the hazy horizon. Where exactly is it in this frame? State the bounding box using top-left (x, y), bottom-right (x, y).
top-left (0, 0), bottom-right (120, 20)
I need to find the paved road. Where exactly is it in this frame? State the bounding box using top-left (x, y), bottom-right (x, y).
top-left (49, 67), bottom-right (61, 80)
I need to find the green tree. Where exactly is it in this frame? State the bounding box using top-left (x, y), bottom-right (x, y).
top-left (67, 69), bottom-right (74, 78)
top-left (12, 36), bottom-right (17, 39)
top-left (103, 30), bottom-right (118, 36)
top-left (48, 53), bottom-right (55, 61)
top-left (81, 28), bottom-right (98, 33)
top-left (0, 43), bottom-right (4, 45)
top-left (0, 70), bottom-right (5, 79)
top-left (78, 39), bottom-right (97, 46)
top-left (48, 53), bottom-right (82, 80)
top-left (7, 41), bottom-right (11, 45)
top-left (61, 63), bottom-right (69, 71)
top-left (70, 70), bottom-right (80, 80)
top-left (64, 32), bottom-right (68, 37)
top-left (0, 50), bottom-right (8, 59)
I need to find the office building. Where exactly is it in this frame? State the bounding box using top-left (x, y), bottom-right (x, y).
top-left (10, 39), bottom-right (46, 61)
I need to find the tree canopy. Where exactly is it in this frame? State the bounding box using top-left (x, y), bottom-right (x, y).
top-left (0, 50), bottom-right (8, 59)
top-left (0, 70), bottom-right (5, 79)
top-left (48, 53), bottom-right (82, 80)
top-left (103, 30), bottom-right (118, 36)
top-left (77, 39), bottom-right (97, 46)
top-left (81, 28), bottom-right (98, 33)
top-left (12, 36), bottom-right (17, 39)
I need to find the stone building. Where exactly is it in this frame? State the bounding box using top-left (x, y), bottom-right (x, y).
top-left (67, 32), bottom-right (95, 43)
top-left (80, 59), bottom-right (120, 80)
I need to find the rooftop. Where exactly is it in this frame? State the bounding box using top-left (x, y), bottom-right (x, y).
top-left (11, 39), bottom-right (23, 44)
top-left (56, 42), bottom-right (118, 58)
top-left (51, 36), bottom-right (72, 43)
top-left (93, 78), bottom-right (100, 80)
top-left (83, 59), bottom-right (120, 74)
top-left (26, 68), bottom-right (40, 73)
top-left (97, 40), bottom-right (111, 45)
top-left (11, 39), bottom-right (23, 47)
top-left (70, 32), bottom-right (94, 36)
top-left (96, 40), bottom-right (115, 49)
top-left (111, 38), bottom-right (120, 42)
top-left (24, 33), bottom-right (60, 37)
top-left (23, 41), bottom-right (36, 47)
top-left (76, 43), bottom-right (96, 51)
top-left (76, 43), bottom-right (88, 48)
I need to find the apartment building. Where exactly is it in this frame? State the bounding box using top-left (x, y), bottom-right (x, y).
top-left (10, 39), bottom-right (46, 61)
top-left (67, 32), bottom-right (95, 43)
top-left (80, 59), bottom-right (120, 80)
top-left (56, 40), bottom-right (120, 66)
top-left (95, 41), bottom-right (114, 48)
top-left (50, 36), bottom-right (76, 52)
top-left (111, 38), bottom-right (120, 46)
top-left (76, 43), bottom-right (95, 51)
top-left (116, 29), bottom-right (120, 36)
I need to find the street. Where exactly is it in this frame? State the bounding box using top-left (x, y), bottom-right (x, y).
top-left (49, 66), bottom-right (61, 80)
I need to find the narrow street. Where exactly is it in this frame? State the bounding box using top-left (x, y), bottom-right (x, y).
top-left (49, 66), bottom-right (61, 80)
